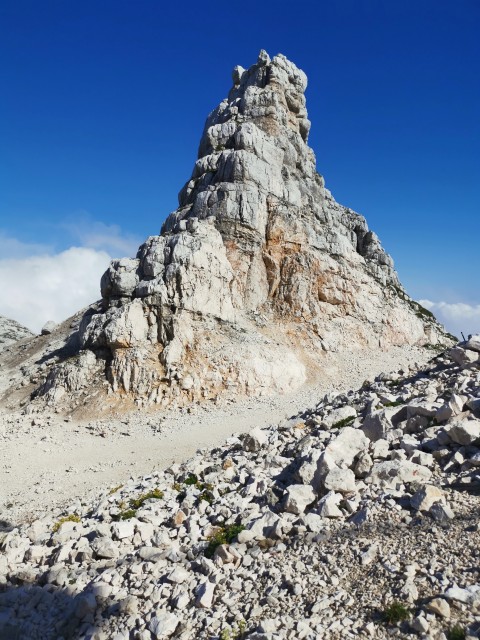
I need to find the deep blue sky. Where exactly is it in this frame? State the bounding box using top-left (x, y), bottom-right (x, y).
top-left (1, 0), bottom-right (479, 308)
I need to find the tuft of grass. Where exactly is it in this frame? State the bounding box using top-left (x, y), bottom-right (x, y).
top-left (382, 601), bottom-right (410, 625)
top-left (383, 400), bottom-right (403, 407)
top-left (114, 509), bottom-right (137, 521)
top-left (205, 524), bottom-right (245, 558)
top-left (129, 488), bottom-right (164, 510)
top-left (177, 474), bottom-right (214, 504)
top-left (52, 514), bottom-right (80, 533)
top-left (331, 415), bottom-right (355, 429)
top-left (112, 487), bottom-right (163, 521)
top-left (220, 620), bottom-right (247, 640)
top-left (447, 625), bottom-right (466, 640)
top-left (184, 473), bottom-right (198, 486)
top-left (108, 484), bottom-right (123, 495)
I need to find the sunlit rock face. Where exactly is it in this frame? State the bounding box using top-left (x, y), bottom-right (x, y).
top-left (37, 51), bottom-right (449, 409)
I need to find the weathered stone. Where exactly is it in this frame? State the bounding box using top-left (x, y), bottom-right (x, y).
top-left (41, 320), bottom-right (57, 335)
top-left (368, 460), bottom-right (432, 488)
top-left (26, 50), bottom-right (448, 413)
top-left (195, 580), bottom-right (215, 608)
top-left (410, 485), bottom-right (444, 512)
top-left (282, 484), bottom-right (316, 514)
top-left (148, 612), bottom-right (179, 638)
top-left (324, 426), bottom-right (369, 467)
top-left (466, 334), bottom-right (480, 352)
top-left (354, 451), bottom-right (373, 478)
top-left (317, 491), bottom-right (344, 518)
top-left (426, 598), bottom-right (450, 618)
top-left (429, 502), bottom-right (454, 522)
top-left (323, 467), bottom-right (356, 494)
top-left (243, 427), bottom-right (268, 452)
top-left (444, 416), bottom-right (480, 445)
top-left (0, 315), bottom-right (34, 349)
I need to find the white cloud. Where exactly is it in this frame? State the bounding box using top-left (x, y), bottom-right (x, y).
top-left (0, 247), bottom-right (111, 333)
top-left (419, 299), bottom-right (480, 340)
top-left (0, 216), bottom-right (142, 334)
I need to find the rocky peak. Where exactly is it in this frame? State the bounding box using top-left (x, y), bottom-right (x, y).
top-left (27, 51), bottom-right (450, 413)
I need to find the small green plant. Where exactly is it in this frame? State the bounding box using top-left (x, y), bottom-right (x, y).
top-left (112, 488), bottom-right (163, 521)
top-left (447, 625), bottom-right (466, 640)
top-left (108, 484), bottom-right (123, 495)
top-left (199, 490), bottom-right (214, 504)
top-left (115, 509), bottom-right (137, 520)
top-left (205, 524), bottom-right (245, 558)
top-left (423, 343), bottom-right (444, 352)
top-left (383, 400), bottom-right (403, 407)
top-left (52, 514), bottom-right (80, 533)
top-left (331, 415), bottom-right (355, 429)
top-left (382, 601), bottom-right (410, 625)
top-left (129, 488), bottom-right (164, 510)
top-left (219, 620), bottom-right (247, 639)
top-left (184, 473), bottom-right (198, 486)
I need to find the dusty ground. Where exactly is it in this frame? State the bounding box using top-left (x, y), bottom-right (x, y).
top-left (0, 345), bottom-right (434, 528)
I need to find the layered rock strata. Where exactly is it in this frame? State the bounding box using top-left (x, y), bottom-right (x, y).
top-left (36, 51), bottom-right (449, 409)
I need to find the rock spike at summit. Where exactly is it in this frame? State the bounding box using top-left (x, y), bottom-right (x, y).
top-left (37, 50), bottom-right (449, 409)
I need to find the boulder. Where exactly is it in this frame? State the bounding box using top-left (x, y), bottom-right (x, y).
top-left (368, 460), bottom-right (432, 489)
top-left (282, 484), bottom-right (316, 515)
top-left (444, 416), bottom-right (480, 445)
top-left (410, 485), bottom-right (444, 511)
top-left (323, 467), bottom-right (356, 494)
top-left (466, 334), bottom-right (480, 352)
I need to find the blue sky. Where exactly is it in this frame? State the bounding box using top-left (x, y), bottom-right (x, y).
top-left (0, 0), bottom-right (479, 335)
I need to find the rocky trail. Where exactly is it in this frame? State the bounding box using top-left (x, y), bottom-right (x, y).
top-left (1, 338), bottom-right (480, 640)
top-left (1, 346), bottom-right (429, 527)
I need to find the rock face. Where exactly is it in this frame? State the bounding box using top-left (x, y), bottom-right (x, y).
top-left (0, 316), bottom-right (34, 350)
top-left (36, 51), bottom-right (449, 409)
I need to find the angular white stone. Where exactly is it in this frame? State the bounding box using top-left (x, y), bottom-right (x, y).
top-left (283, 484), bottom-right (316, 514)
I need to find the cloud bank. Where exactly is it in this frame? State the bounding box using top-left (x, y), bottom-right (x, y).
top-left (0, 247), bottom-right (111, 333)
top-left (0, 215), bottom-right (142, 333)
top-left (419, 299), bottom-right (480, 340)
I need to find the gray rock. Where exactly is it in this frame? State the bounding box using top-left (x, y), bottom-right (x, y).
top-left (444, 417), bottom-right (480, 445)
top-left (282, 484), bottom-right (316, 514)
top-left (368, 460), bottom-right (432, 488)
top-left (429, 502), bottom-right (454, 523)
top-left (41, 320), bottom-right (57, 335)
top-left (195, 580), bottom-right (215, 608)
top-left (148, 612), bottom-right (179, 638)
top-left (466, 334), bottom-right (480, 352)
top-left (410, 485), bottom-right (444, 512)
top-left (323, 467), bottom-right (356, 494)
top-left (28, 49), bottom-right (449, 412)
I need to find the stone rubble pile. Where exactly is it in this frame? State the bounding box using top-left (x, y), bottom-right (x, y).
top-left (1, 338), bottom-right (480, 639)
top-left (17, 50), bottom-right (449, 415)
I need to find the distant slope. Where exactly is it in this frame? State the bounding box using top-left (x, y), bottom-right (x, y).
top-left (0, 315), bottom-right (34, 350)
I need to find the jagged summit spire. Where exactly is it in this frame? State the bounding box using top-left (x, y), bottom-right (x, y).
top-left (28, 52), bottom-right (448, 412)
